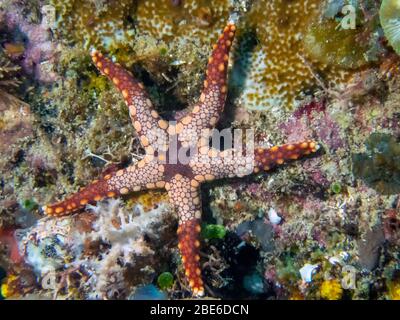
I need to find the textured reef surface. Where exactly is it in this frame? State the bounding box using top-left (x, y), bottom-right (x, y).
top-left (1, 0), bottom-right (400, 300)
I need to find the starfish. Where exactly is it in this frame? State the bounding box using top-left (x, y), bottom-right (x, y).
top-left (43, 18), bottom-right (319, 297)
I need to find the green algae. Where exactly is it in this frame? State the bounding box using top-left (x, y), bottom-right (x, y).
top-left (352, 133), bottom-right (400, 195)
top-left (21, 199), bottom-right (38, 212)
top-left (202, 224), bottom-right (227, 240)
top-left (157, 272), bottom-right (174, 290)
top-left (303, 19), bottom-right (370, 70)
top-left (275, 253), bottom-right (300, 284)
top-left (330, 182), bottom-right (342, 194)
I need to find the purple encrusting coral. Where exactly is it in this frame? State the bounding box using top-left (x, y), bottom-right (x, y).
top-left (3, 5), bottom-right (59, 83)
top-left (280, 100), bottom-right (345, 152)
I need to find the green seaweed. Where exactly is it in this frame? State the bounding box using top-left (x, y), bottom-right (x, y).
top-left (201, 224), bottom-right (227, 240)
top-left (157, 272), bottom-right (174, 290)
top-left (21, 199), bottom-right (38, 211)
top-left (330, 182), bottom-right (342, 194)
top-left (303, 19), bottom-right (370, 70)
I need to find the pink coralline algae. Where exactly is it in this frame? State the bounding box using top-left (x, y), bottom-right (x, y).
top-left (293, 99), bottom-right (327, 120)
top-left (280, 100), bottom-right (345, 152)
top-left (383, 209), bottom-right (400, 243)
top-left (0, 227), bottom-right (23, 264)
top-left (302, 158), bottom-right (330, 187)
top-left (4, 8), bottom-right (59, 83)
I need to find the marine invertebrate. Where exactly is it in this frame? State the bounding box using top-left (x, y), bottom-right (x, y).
top-left (0, 267), bottom-right (37, 299)
top-left (0, 227), bottom-right (23, 264)
top-left (43, 19), bottom-right (319, 297)
top-left (357, 225), bottom-right (385, 271)
top-left (82, 199), bottom-right (171, 298)
top-left (18, 198), bottom-right (172, 299)
top-left (130, 284), bottom-right (167, 300)
top-left (0, 51), bottom-right (34, 176)
top-left (380, 0), bottom-right (400, 55)
top-left (1, 274), bottom-right (19, 298)
top-left (330, 182), bottom-right (342, 194)
top-left (383, 208), bottom-right (400, 243)
top-left (352, 133), bottom-right (400, 195)
top-left (239, 0), bottom-right (323, 110)
top-left (135, 0), bottom-right (230, 42)
top-left (320, 279), bottom-right (343, 300)
top-left (21, 199), bottom-right (39, 212)
top-left (239, 0), bottom-right (380, 110)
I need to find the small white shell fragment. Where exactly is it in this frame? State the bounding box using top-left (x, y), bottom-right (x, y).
top-left (170, 60), bottom-right (186, 66)
top-left (268, 208), bottom-right (282, 225)
top-left (328, 256), bottom-right (341, 265)
top-left (299, 264), bottom-right (319, 283)
top-left (339, 251), bottom-right (350, 261)
top-left (328, 251), bottom-right (350, 265)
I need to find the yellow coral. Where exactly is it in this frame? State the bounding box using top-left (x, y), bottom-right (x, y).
top-left (136, 0), bottom-right (329, 111)
top-left (388, 281), bottom-right (400, 300)
top-left (242, 0), bottom-right (322, 110)
top-left (1, 275), bottom-right (18, 298)
top-left (289, 290), bottom-right (305, 300)
top-left (136, 0), bottom-right (229, 43)
top-left (128, 191), bottom-right (169, 212)
top-left (320, 279), bottom-right (343, 300)
top-left (238, 0), bottom-right (358, 111)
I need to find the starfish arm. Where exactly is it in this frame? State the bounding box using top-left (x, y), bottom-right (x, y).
top-left (190, 147), bottom-right (254, 180)
top-left (253, 140), bottom-right (319, 173)
top-left (177, 23), bottom-right (236, 144)
top-left (91, 51), bottom-right (169, 151)
top-left (165, 175), bottom-right (204, 296)
top-left (190, 141), bottom-right (319, 179)
top-left (43, 161), bottom-right (165, 216)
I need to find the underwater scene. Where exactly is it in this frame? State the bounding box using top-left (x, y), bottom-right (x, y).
top-left (0, 0), bottom-right (400, 301)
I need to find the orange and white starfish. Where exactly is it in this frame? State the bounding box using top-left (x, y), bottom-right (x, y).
top-left (43, 18), bottom-right (319, 297)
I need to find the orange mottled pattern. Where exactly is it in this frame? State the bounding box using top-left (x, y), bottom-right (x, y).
top-left (178, 24), bottom-right (236, 145)
top-left (253, 141), bottom-right (318, 173)
top-left (43, 176), bottom-right (115, 216)
top-left (177, 219), bottom-right (203, 296)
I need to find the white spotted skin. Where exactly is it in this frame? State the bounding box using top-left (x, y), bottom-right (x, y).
top-left (106, 161), bottom-right (165, 194)
top-left (167, 175), bottom-right (202, 224)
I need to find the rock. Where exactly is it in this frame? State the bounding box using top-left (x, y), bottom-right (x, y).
top-left (236, 219), bottom-right (274, 252)
top-left (358, 225), bottom-right (385, 271)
